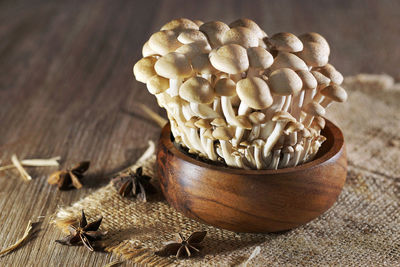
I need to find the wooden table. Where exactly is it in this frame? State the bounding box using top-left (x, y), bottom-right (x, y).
top-left (0, 0), bottom-right (399, 266)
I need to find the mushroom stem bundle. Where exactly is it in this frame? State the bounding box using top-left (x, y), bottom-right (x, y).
top-left (133, 18), bottom-right (347, 169)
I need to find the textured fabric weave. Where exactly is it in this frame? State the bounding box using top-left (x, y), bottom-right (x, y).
top-left (53, 74), bottom-right (400, 266)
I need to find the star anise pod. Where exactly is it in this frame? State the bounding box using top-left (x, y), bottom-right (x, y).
top-left (48, 161), bottom-right (90, 190)
top-left (55, 210), bottom-right (106, 251)
top-left (156, 231), bottom-right (207, 258)
top-left (111, 167), bottom-right (156, 202)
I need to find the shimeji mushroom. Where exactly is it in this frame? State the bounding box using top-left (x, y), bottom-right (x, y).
top-left (289, 143), bottom-right (304, 167)
top-left (203, 128), bottom-right (218, 161)
top-left (318, 84), bottom-right (348, 108)
top-left (296, 32), bottom-right (330, 67)
top-left (214, 78), bottom-right (239, 125)
top-left (283, 121), bottom-right (304, 146)
top-left (279, 146), bottom-right (294, 168)
top-left (211, 117), bottom-right (227, 127)
top-left (241, 141), bottom-right (257, 169)
top-left (193, 20), bottom-right (204, 27)
top-left (199, 21), bottom-right (230, 48)
top-left (133, 56), bottom-right (158, 83)
top-left (177, 29), bottom-right (209, 44)
top-left (291, 70), bottom-right (318, 120)
top-left (248, 111), bottom-right (268, 141)
top-left (235, 77), bottom-right (273, 144)
top-left (263, 111), bottom-right (296, 160)
top-left (191, 52), bottom-right (218, 82)
top-left (175, 41), bottom-right (211, 60)
top-left (269, 52), bottom-right (308, 72)
top-left (308, 71), bottom-right (331, 104)
top-left (232, 150), bottom-right (248, 169)
top-left (148, 30), bottom-right (183, 56)
top-left (185, 117), bottom-right (206, 154)
top-left (252, 139), bottom-right (266, 169)
top-left (301, 102), bottom-right (326, 128)
top-left (160, 18), bottom-right (199, 32)
top-left (269, 141), bottom-right (284, 170)
top-left (298, 127), bottom-right (312, 163)
top-left (142, 41), bottom-right (158, 57)
top-left (268, 68), bottom-right (303, 112)
top-left (154, 52), bottom-right (193, 97)
top-left (246, 47), bottom-right (273, 77)
top-left (194, 118), bottom-right (213, 156)
top-left (179, 76), bottom-right (219, 119)
top-left (146, 75), bottom-right (170, 110)
top-left (212, 126), bottom-right (236, 166)
top-left (307, 135), bottom-right (327, 161)
top-left (222, 26), bottom-right (259, 48)
top-left (229, 18), bottom-right (266, 39)
top-left (267, 32), bottom-right (303, 53)
top-left (315, 63), bottom-right (344, 85)
top-left (310, 116), bottom-right (325, 135)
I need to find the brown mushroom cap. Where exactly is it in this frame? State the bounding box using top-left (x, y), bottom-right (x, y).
top-left (268, 68), bottom-right (303, 95)
top-left (247, 47), bottom-right (274, 69)
top-left (154, 52), bottom-right (192, 79)
top-left (311, 71), bottom-right (331, 86)
top-left (211, 118), bottom-right (227, 127)
top-left (184, 117), bottom-right (198, 128)
top-left (191, 53), bottom-right (218, 75)
top-left (284, 121), bottom-right (304, 133)
top-left (270, 52), bottom-right (308, 72)
top-left (283, 146), bottom-right (295, 153)
top-left (212, 126), bottom-right (234, 140)
top-left (268, 32), bottom-right (303, 52)
top-left (175, 41), bottom-right (211, 59)
top-left (222, 27), bottom-right (259, 48)
top-left (146, 75), bottom-right (169, 95)
top-left (312, 116), bottom-right (326, 129)
top-left (236, 77), bottom-right (273, 109)
top-left (234, 115), bottom-right (252, 129)
top-left (296, 70), bottom-right (318, 90)
top-left (160, 18), bottom-right (199, 32)
top-left (177, 29), bottom-right (209, 44)
top-left (199, 21), bottom-right (230, 48)
top-left (297, 33), bottom-right (330, 67)
top-left (302, 102), bottom-right (326, 116)
top-left (149, 30), bottom-right (183, 56)
top-left (320, 84), bottom-right (348, 102)
top-left (142, 41), bottom-right (158, 57)
top-left (194, 118), bottom-right (213, 129)
top-left (214, 78), bottom-right (236, 97)
top-left (193, 20), bottom-right (204, 27)
top-left (229, 18), bottom-right (266, 39)
top-left (298, 32), bottom-right (330, 54)
top-left (210, 44), bottom-right (249, 74)
top-left (272, 111), bottom-right (296, 122)
top-left (179, 76), bottom-right (215, 104)
top-left (203, 128), bottom-right (215, 139)
top-left (133, 56), bottom-right (158, 83)
top-left (249, 111), bottom-right (267, 124)
top-left (316, 64), bottom-right (344, 85)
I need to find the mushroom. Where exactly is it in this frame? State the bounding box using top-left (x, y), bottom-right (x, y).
top-left (229, 18), bottom-right (266, 39)
top-left (212, 126), bottom-right (236, 166)
top-left (133, 56), bottom-right (158, 83)
top-left (148, 30), bottom-right (183, 56)
top-left (289, 143), bottom-right (304, 167)
top-left (279, 146), bottom-right (294, 168)
top-left (267, 32), bottom-right (303, 52)
top-left (315, 63), bottom-right (344, 85)
top-left (252, 139), bottom-right (266, 169)
top-left (191, 53), bottom-right (218, 83)
top-left (202, 128), bottom-right (218, 161)
top-left (142, 41), bottom-right (158, 57)
top-left (214, 78), bottom-right (238, 125)
top-left (268, 139), bottom-right (284, 170)
top-left (241, 142), bottom-right (257, 169)
top-left (194, 118), bottom-right (213, 153)
top-left (209, 44), bottom-right (249, 75)
top-left (307, 135), bottom-right (327, 161)
top-left (175, 41), bottom-right (211, 60)
top-left (269, 52), bottom-right (308, 72)
top-left (246, 47), bottom-right (273, 77)
top-left (185, 117), bottom-right (206, 154)
top-left (283, 121), bottom-right (304, 146)
top-left (211, 117), bottom-right (227, 127)
top-left (268, 68), bottom-right (303, 112)
top-left (310, 116), bottom-right (325, 134)
top-left (301, 102), bottom-right (326, 127)
top-left (193, 20), bottom-right (204, 27)
top-left (308, 71), bottom-right (331, 104)
top-left (199, 21), bottom-right (230, 48)
top-left (222, 26), bottom-right (259, 48)
top-left (296, 32), bottom-right (330, 67)
top-left (232, 150), bottom-right (248, 169)
top-left (146, 75), bottom-right (169, 95)
top-left (179, 76), bottom-right (219, 119)
top-left (263, 111), bottom-right (296, 159)
top-left (177, 29), bottom-right (209, 44)
top-left (154, 52), bottom-right (192, 97)
top-left (248, 111), bottom-right (268, 141)
top-left (291, 70), bottom-right (318, 120)
top-left (160, 18), bottom-right (199, 32)
top-left (318, 84), bottom-right (348, 108)
top-left (298, 128), bottom-right (312, 163)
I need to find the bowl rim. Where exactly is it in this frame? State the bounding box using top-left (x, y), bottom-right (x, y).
top-left (160, 119), bottom-right (344, 175)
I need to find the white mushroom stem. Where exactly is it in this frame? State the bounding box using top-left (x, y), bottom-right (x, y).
top-left (299, 137), bottom-right (313, 163)
top-left (233, 153), bottom-right (249, 169)
top-left (262, 121), bottom-right (289, 159)
top-left (268, 149), bottom-right (281, 170)
top-left (253, 141), bottom-right (265, 170)
top-left (182, 104), bottom-right (195, 120)
top-left (190, 103), bottom-right (220, 119)
top-left (233, 103), bottom-right (252, 146)
top-left (220, 96), bottom-right (238, 125)
top-left (279, 147), bottom-right (294, 168)
top-left (213, 97), bottom-right (223, 115)
top-left (262, 151), bottom-right (273, 167)
top-left (303, 89), bottom-right (316, 107)
top-left (248, 126), bottom-right (261, 141)
top-left (282, 95), bottom-right (292, 112)
top-left (319, 98), bottom-right (334, 108)
top-left (244, 147), bottom-right (257, 169)
top-left (201, 73), bottom-right (212, 82)
top-left (308, 139), bottom-right (324, 161)
top-left (189, 128), bottom-right (205, 154)
top-left (205, 139), bottom-right (217, 161)
top-left (289, 144), bottom-right (304, 167)
top-left (167, 78), bottom-right (183, 97)
top-left (302, 114), bottom-right (315, 128)
top-left (258, 96), bottom-right (286, 140)
top-left (219, 140), bottom-right (236, 167)
top-left (289, 132), bottom-right (297, 146)
top-left (291, 90), bottom-right (305, 121)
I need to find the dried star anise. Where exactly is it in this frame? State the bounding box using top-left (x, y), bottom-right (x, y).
top-left (55, 210), bottom-right (106, 251)
top-left (111, 167), bottom-right (156, 202)
top-left (156, 231), bottom-right (207, 258)
top-left (48, 161), bottom-right (90, 190)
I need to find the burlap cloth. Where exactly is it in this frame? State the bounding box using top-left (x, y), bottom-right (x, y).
top-left (53, 74), bottom-right (400, 266)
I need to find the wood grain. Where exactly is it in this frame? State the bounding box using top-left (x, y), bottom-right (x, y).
top-left (157, 120), bottom-right (347, 233)
top-left (0, 0), bottom-right (398, 265)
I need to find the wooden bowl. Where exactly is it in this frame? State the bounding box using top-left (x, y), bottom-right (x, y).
top-left (156, 120), bottom-right (347, 233)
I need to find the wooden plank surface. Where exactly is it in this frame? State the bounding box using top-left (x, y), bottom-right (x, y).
top-left (0, 0), bottom-right (399, 266)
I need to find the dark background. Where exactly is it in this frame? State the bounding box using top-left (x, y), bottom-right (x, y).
top-left (0, 0), bottom-right (399, 266)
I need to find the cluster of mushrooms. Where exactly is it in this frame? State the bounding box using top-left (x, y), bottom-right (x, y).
top-left (134, 18), bottom-right (347, 170)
